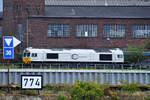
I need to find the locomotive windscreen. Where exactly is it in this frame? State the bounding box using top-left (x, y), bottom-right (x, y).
top-left (100, 54), bottom-right (112, 61)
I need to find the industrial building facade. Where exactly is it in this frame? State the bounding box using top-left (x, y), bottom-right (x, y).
top-left (0, 0), bottom-right (150, 51)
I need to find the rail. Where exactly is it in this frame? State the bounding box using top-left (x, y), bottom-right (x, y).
top-left (0, 63), bottom-right (150, 70)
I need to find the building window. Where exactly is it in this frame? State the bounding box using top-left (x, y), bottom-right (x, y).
top-left (131, 24), bottom-right (150, 38)
top-left (35, 5), bottom-right (41, 15)
top-left (16, 4), bottom-right (22, 14)
top-left (48, 24), bottom-right (70, 37)
top-left (0, 26), bottom-right (2, 37)
top-left (18, 24), bottom-right (23, 41)
top-left (103, 24), bottom-right (125, 38)
top-left (76, 24), bottom-right (98, 37)
top-left (26, 5), bottom-right (32, 15)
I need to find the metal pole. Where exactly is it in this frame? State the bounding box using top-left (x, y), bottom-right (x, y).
top-left (7, 63), bottom-right (10, 93)
top-left (26, 17), bottom-right (29, 48)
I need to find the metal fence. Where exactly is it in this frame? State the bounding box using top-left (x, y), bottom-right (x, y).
top-left (0, 69), bottom-right (150, 85)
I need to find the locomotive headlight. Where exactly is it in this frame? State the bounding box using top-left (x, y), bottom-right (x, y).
top-left (23, 57), bottom-right (31, 63)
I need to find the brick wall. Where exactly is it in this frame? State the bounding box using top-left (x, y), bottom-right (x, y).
top-left (27, 18), bottom-right (150, 49)
top-left (0, 0), bottom-right (45, 62)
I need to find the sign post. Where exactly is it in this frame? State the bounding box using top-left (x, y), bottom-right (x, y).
top-left (3, 36), bottom-right (21, 59)
top-left (3, 36), bottom-right (21, 93)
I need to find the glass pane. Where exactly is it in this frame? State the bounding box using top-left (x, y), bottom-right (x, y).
top-left (48, 24), bottom-right (70, 37)
top-left (103, 24), bottom-right (125, 38)
top-left (131, 24), bottom-right (150, 38)
top-left (76, 24), bottom-right (97, 37)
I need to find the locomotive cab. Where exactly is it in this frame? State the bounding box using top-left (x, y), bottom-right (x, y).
top-left (23, 49), bottom-right (31, 63)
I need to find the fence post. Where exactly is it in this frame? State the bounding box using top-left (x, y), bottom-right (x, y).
top-left (121, 64), bottom-right (124, 70)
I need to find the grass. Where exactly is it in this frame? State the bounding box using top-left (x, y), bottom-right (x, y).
top-left (0, 83), bottom-right (150, 100)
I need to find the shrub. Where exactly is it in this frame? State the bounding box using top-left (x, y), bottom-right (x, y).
top-left (121, 82), bottom-right (140, 95)
top-left (70, 80), bottom-right (104, 100)
top-left (145, 96), bottom-right (150, 100)
top-left (0, 89), bottom-right (4, 95)
top-left (124, 44), bottom-right (145, 64)
top-left (144, 37), bottom-right (150, 50)
top-left (109, 90), bottom-right (120, 100)
top-left (57, 92), bottom-right (67, 100)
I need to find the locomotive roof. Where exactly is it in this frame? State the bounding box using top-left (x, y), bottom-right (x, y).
top-left (25, 47), bottom-right (123, 54)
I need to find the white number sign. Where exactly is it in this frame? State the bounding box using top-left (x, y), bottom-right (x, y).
top-left (21, 75), bottom-right (43, 89)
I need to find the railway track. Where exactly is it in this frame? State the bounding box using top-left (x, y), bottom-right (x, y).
top-left (0, 63), bottom-right (149, 70)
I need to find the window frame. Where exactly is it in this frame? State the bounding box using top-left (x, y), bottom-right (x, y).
top-left (131, 24), bottom-right (150, 38)
top-left (47, 24), bottom-right (70, 38)
top-left (103, 24), bottom-right (126, 38)
top-left (75, 24), bottom-right (98, 37)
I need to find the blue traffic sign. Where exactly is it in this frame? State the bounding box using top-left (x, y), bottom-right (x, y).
top-left (3, 36), bottom-right (13, 48)
top-left (3, 36), bottom-right (21, 59)
top-left (3, 48), bottom-right (14, 59)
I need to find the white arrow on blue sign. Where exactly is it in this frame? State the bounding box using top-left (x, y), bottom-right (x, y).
top-left (3, 36), bottom-right (21, 59)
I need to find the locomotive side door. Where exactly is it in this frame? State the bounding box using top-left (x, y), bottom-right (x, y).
top-left (90, 53), bottom-right (99, 62)
top-left (38, 52), bottom-right (44, 62)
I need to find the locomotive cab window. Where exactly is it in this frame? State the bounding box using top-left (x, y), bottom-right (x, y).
top-left (47, 53), bottom-right (58, 59)
top-left (117, 54), bottom-right (123, 58)
top-left (23, 53), bottom-right (30, 57)
top-left (100, 54), bottom-right (112, 61)
top-left (32, 53), bottom-right (37, 57)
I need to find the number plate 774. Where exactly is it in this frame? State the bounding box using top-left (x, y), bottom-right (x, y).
top-left (21, 75), bottom-right (43, 90)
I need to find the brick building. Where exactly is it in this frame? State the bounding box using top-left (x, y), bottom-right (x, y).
top-left (1, 0), bottom-right (150, 51)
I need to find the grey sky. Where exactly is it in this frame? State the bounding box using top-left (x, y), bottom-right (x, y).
top-left (0, 0), bottom-right (3, 12)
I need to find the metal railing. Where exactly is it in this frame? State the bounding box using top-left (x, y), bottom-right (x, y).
top-left (0, 63), bottom-right (149, 70)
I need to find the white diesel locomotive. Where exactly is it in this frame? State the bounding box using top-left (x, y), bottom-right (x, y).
top-left (22, 47), bottom-right (124, 63)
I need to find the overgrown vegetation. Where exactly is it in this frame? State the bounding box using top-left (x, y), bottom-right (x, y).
top-left (0, 89), bottom-right (4, 95)
top-left (124, 37), bottom-right (150, 64)
top-left (57, 92), bottom-right (67, 100)
top-left (124, 44), bottom-right (146, 64)
top-left (121, 82), bottom-right (140, 100)
top-left (145, 96), bottom-right (150, 100)
top-left (1, 81), bottom-right (150, 100)
top-left (43, 84), bottom-right (71, 92)
top-left (70, 80), bottom-right (104, 100)
top-left (144, 37), bottom-right (150, 50)
top-left (121, 82), bottom-right (139, 94)
top-left (109, 90), bottom-right (120, 100)
top-left (21, 90), bottom-right (37, 95)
